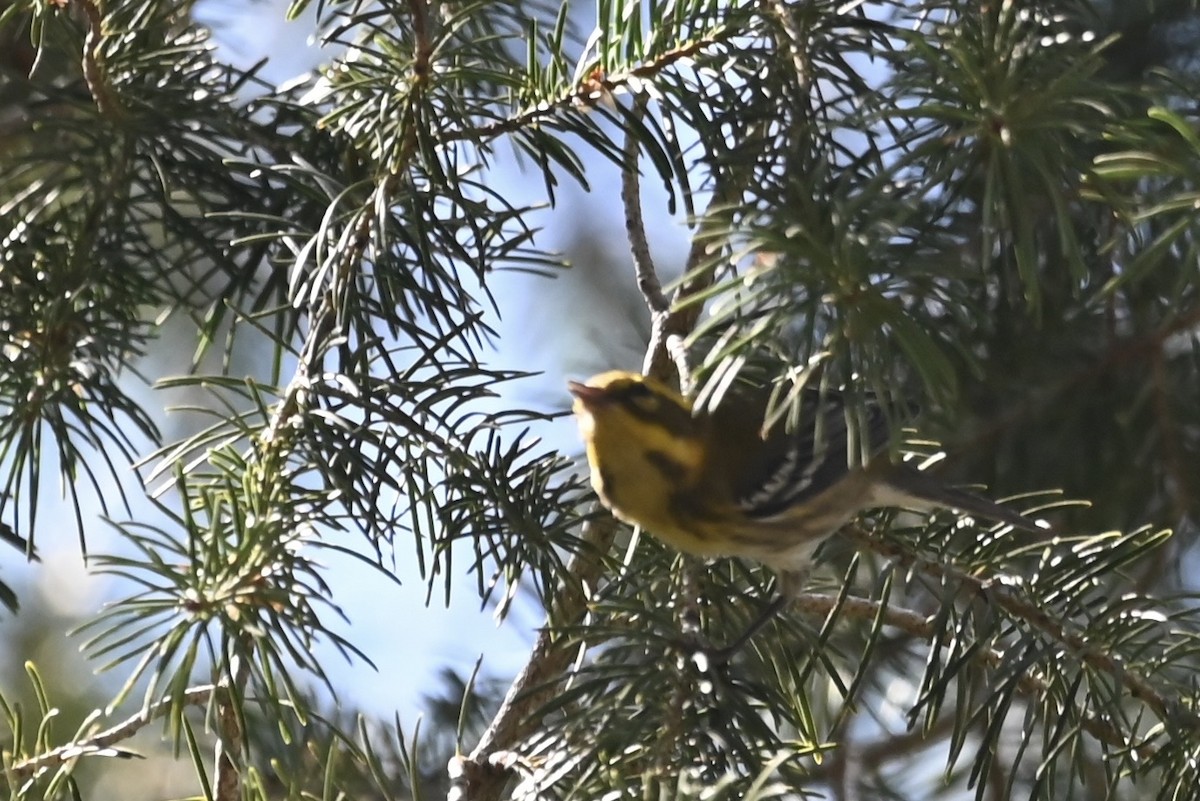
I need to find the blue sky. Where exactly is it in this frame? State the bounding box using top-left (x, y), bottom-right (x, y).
top-left (0, 0), bottom-right (690, 725)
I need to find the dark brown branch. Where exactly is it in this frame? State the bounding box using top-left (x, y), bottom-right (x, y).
top-left (1151, 347), bottom-right (1191, 523)
top-left (406, 0), bottom-right (433, 81)
top-left (1131, 347), bottom-right (1187, 592)
top-left (451, 516), bottom-right (619, 801)
top-left (76, 0), bottom-right (120, 118)
top-left (948, 302), bottom-right (1200, 467)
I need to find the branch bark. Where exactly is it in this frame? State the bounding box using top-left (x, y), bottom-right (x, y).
top-left (787, 590), bottom-right (1153, 762)
top-left (10, 685), bottom-right (214, 783)
top-left (450, 516), bottom-right (618, 801)
top-left (844, 525), bottom-right (1185, 751)
top-left (214, 654), bottom-right (249, 801)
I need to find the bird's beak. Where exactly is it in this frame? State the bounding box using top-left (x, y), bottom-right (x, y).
top-left (567, 380), bottom-right (608, 408)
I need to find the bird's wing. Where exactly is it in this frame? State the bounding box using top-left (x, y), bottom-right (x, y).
top-left (713, 390), bottom-right (894, 520)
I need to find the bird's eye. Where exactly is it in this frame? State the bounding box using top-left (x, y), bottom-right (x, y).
top-left (622, 382), bottom-right (659, 412)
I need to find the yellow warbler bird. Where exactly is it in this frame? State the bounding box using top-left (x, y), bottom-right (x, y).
top-left (568, 370), bottom-right (1045, 596)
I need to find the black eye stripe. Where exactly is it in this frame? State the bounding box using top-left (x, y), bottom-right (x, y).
top-left (625, 401), bottom-right (696, 440)
top-left (600, 379), bottom-right (699, 438)
top-left (612, 382), bottom-right (653, 402)
top-left (607, 382), bottom-right (658, 418)
top-left (617, 394), bottom-right (658, 419)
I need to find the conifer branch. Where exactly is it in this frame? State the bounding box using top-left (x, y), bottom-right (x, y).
top-left (787, 591), bottom-right (1153, 761)
top-left (9, 686), bottom-right (215, 782)
top-left (845, 526), bottom-right (1194, 742)
top-left (451, 515), bottom-right (619, 801)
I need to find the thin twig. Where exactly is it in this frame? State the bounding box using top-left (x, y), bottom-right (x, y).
top-left (214, 654), bottom-right (249, 801)
top-left (660, 129), bottom-right (763, 354)
top-left (438, 31), bottom-right (735, 146)
top-left (787, 591), bottom-right (1153, 761)
top-left (769, 0), bottom-right (811, 94)
top-left (620, 102), bottom-right (690, 386)
top-left (451, 516), bottom-right (619, 801)
top-left (621, 101), bottom-right (668, 318)
top-left (206, 41), bottom-right (403, 801)
top-left (10, 686), bottom-right (215, 782)
top-left (407, 0), bottom-right (433, 78)
top-left (637, 131), bottom-right (762, 384)
top-left (76, 0), bottom-right (121, 118)
top-left (844, 526), bottom-right (1194, 742)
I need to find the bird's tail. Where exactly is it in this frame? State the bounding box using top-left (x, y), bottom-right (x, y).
top-left (869, 463), bottom-right (1051, 534)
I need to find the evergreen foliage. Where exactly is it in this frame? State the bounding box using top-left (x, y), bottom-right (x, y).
top-left (2, 0), bottom-right (1200, 798)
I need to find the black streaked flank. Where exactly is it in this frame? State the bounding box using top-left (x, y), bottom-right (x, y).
top-left (644, 449), bottom-right (688, 483)
top-left (598, 466), bottom-right (617, 503)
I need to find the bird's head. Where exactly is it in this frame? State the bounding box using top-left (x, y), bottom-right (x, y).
top-left (567, 371), bottom-right (697, 440)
